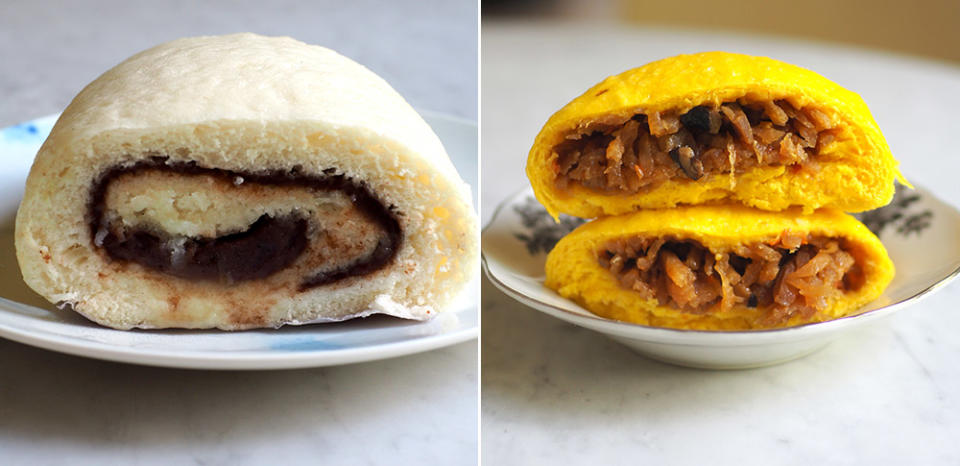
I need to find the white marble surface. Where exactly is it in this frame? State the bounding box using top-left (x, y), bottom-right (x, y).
top-left (0, 1), bottom-right (477, 465)
top-left (481, 22), bottom-right (960, 465)
top-left (0, 0), bottom-right (477, 126)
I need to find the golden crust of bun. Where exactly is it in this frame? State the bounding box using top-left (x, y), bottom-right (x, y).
top-left (545, 205), bottom-right (894, 330)
top-left (527, 51), bottom-right (906, 219)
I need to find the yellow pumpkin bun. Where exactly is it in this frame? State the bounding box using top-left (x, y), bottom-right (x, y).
top-left (527, 51), bottom-right (906, 219)
top-left (545, 206), bottom-right (893, 330)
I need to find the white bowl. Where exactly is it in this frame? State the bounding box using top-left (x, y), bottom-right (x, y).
top-left (482, 187), bottom-right (960, 369)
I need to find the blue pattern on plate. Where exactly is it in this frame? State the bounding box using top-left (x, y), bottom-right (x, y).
top-left (0, 115), bottom-right (56, 144)
top-left (267, 336), bottom-right (344, 351)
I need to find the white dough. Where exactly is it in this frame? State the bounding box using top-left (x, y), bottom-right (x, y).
top-left (15, 33), bottom-right (478, 330)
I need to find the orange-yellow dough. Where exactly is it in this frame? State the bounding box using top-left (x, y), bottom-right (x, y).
top-left (545, 206), bottom-right (894, 330)
top-left (527, 51), bottom-right (906, 219)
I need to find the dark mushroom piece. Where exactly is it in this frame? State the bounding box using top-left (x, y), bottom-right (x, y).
top-left (669, 146), bottom-right (704, 180)
top-left (679, 106), bottom-right (722, 134)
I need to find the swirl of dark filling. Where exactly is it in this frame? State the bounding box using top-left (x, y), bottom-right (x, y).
top-left (88, 157), bottom-right (402, 290)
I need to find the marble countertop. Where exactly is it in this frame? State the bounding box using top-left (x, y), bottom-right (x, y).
top-left (0, 1), bottom-right (477, 465)
top-left (481, 22), bottom-right (960, 465)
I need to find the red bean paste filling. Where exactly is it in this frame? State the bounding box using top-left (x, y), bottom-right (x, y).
top-left (554, 100), bottom-right (840, 193)
top-left (88, 157), bottom-right (402, 290)
top-left (599, 233), bottom-right (866, 325)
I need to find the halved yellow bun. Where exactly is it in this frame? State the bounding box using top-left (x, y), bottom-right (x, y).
top-left (545, 206), bottom-right (893, 330)
top-left (528, 51), bottom-right (905, 219)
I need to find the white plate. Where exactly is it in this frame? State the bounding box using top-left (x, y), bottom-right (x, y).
top-left (0, 111), bottom-right (478, 370)
top-left (483, 187), bottom-right (960, 369)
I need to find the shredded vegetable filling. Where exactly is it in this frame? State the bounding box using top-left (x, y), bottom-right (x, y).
top-left (599, 233), bottom-right (865, 324)
top-left (554, 100), bottom-right (839, 193)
